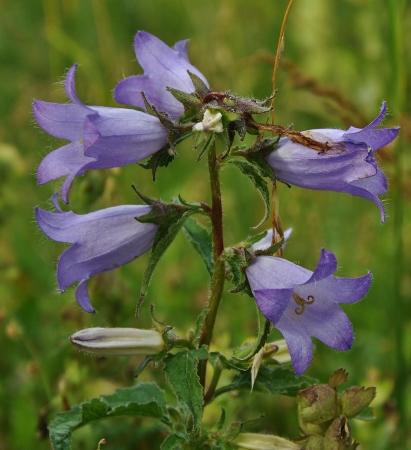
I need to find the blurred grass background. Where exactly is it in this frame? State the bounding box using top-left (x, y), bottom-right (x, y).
top-left (0, 0), bottom-right (410, 448)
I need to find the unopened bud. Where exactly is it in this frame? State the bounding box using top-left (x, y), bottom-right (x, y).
top-left (323, 416), bottom-right (352, 449)
top-left (193, 109), bottom-right (223, 133)
top-left (297, 385), bottom-right (337, 424)
top-left (339, 386), bottom-right (376, 419)
top-left (232, 432), bottom-right (302, 449)
top-left (294, 434), bottom-right (324, 450)
top-left (266, 339), bottom-right (291, 365)
top-left (70, 328), bottom-right (165, 356)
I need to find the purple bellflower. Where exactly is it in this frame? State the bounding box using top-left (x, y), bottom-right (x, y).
top-left (114, 31), bottom-right (209, 120)
top-left (34, 64), bottom-right (168, 203)
top-left (266, 102), bottom-right (399, 222)
top-left (246, 249), bottom-right (371, 376)
top-left (35, 194), bottom-right (158, 313)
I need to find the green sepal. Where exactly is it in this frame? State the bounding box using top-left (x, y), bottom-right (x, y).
top-left (214, 366), bottom-right (316, 399)
top-left (209, 351), bottom-right (252, 372)
top-left (254, 238), bottom-right (284, 257)
top-left (192, 309), bottom-right (210, 346)
top-left (225, 159), bottom-right (270, 229)
top-left (339, 386), bottom-right (376, 419)
top-left (141, 92), bottom-right (192, 149)
top-left (139, 146), bottom-right (176, 181)
top-left (188, 71), bottom-right (210, 98)
top-left (48, 383), bottom-right (168, 450)
top-left (134, 355), bottom-right (156, 378)
top-left (354, 406), bottom-right (376, 421)
top-left (214, 408), bottom-right (226, 432)
top-left (196, 133), bottom-right (216, 162)
top-left (163, 347), bottom-right (209, 434)
top-left (167, 86), bottom-right (203, 110)
top-left (223, 247), bottom-right (250, 295)
top-left (133, 190), bottom-right (198, 316)
top-left (232, 306), bottom-right (271, 361)
top-left (178, 107), bottom-right (201, 124)
top-left (235, 137), bottom-right (280, 182)
top-left (183, 217), bottom-right (214, 277)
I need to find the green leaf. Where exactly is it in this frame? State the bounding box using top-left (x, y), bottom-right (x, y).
top-left (225, 159), bottom-right (270, 229)
top-left (232, 306), bottom-right (271, 361)
top-left (49, 383), bottom-right (167, 450)
top-left (214, 366), bottom-right (316, 399)
top-left (183, 217), bottom-right (214, 277)
top-left (163, 347), bottom-right (208, 433)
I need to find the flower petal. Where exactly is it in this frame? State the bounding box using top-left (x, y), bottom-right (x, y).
top-left (276, 315), bottom-right (313, 376)
top-left (64, 64), bottom-right (87, 106)
top-left (115, 31), bottom-right (208, 119)
top-left (36, 202), bottom-right (158, 313)
top-left (37, 141), bottom-right (94, 185)
top-left (306, 272), bottom-right (372, 305)
top-left (33, 100), bottom-right (87, 141)
top-left (75, 280), bottom-right (95, 313)
top-left (303, 249), bottom-right (337, 284)
top-left (83, 108), bottom-right (168, 164)
top-left (298, 301), bottom-right (354, 351)
top-left (253, 288), bottom-right (293, 324)
top-left (246, 255), bottom-right (311, 290)
top-left (343, 102), bottom-right (400, 150)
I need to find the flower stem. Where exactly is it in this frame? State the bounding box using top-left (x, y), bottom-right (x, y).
top-left (198, 142), bottom-right (225, 391)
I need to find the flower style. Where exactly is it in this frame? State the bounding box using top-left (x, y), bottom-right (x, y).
top-left (266, 102), bottom-right (399, 222)
top-left (34, 64), bottom-right (169, 203)
top-left (246, 249), bottom-right (371, 376)
top-left (35, 194), bottom-right (158, 313)
top-left (114, 31), bottom-right (209, 120)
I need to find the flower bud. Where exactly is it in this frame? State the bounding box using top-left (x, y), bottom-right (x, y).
top-left (267, 339), bottom-right (292, 365)
top-left (294, 434), bottom-right (324, 450)
top-left (70, 327), bottom-right (165, 356)
top-left (339, 386), bottom-right (376, 419)
top-left (193, 109), bottom-right (223, 133)
top-left (297, 385), bottom-right (337, 424)
top-left (232, 432), bottom-right (302, 449)
top-left (323, 416), bottom-right (352, 449)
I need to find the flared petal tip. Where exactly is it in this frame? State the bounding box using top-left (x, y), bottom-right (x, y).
top-left (75, 280), bottom-right (96, 313)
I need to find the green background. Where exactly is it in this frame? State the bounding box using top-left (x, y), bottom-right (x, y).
top-left (0, 0), bottom-right (409, 448)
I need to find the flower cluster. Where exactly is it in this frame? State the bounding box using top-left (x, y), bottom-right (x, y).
top-left (35, 30), bottom-right (399, 379)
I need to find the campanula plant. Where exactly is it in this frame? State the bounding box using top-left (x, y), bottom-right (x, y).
top-left (34, 20), bottom-right (399, 450)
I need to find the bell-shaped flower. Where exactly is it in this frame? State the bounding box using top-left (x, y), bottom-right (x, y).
top-left (70, 327), bottom-right (165, 357)
top-left (246, 249), bottom-right (371, 376)
top-left (114, 31), bottom-right (209, 120)
top-left (34, 64), bottom-right (168, 203)
top-left (35, 194), bottom-right (158, 313)
top-left (266, 102), bottom-right (399, 222)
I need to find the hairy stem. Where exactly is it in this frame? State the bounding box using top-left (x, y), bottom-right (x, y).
top-left (198, 142), bottom-right (225, 391)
